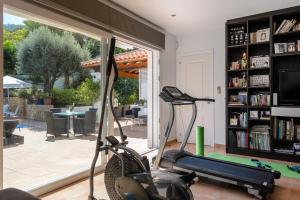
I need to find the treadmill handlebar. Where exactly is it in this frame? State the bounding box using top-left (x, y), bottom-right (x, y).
top-left (160, 86), bottom-right (215, 103)
top-left (183, 93), bottom-right (215, 102)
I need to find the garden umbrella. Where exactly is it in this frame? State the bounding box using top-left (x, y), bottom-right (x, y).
top-left (3, 75), bottom-right (32, 100)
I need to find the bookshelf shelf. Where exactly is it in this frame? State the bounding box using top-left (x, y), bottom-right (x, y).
top-left (228, 126), bottom-right (247, 130)
top-left (227, 44), bottom-right (247, 49)
top-left (226, 6), bottom-right (300, 163)
top-left (248, 67), bottom-right (270, 71)
top-left (249, 119), bottom-right (270, 121)
top-left (227, 87), bottom-right (247, 90)
top-left (272, 52), bottom-right (300, 57)
top-left (248, 106), bottom-right (270, 109)
top-left (248, 86), bottom-right (270, 89)
top-left (227, 69), bottom-right (247, 72)
top-left (273, 30), bottom-right (300, 37)
top-left (248, 41), bottom-right (270, 46)
top-left (228, 105), bottom-right (247, 108)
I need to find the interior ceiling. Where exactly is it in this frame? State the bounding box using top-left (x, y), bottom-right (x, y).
top-left (109, 0), bottom-right (300, 37)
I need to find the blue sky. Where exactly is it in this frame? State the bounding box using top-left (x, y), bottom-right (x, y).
top-left (3, 13), bottom-right (26, 25)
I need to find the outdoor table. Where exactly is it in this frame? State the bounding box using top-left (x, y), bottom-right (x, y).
top-left (53, 111), bottom-right (85, 134)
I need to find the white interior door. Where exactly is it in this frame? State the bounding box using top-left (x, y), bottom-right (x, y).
top-left (177, 51), bottom-right (214, 146)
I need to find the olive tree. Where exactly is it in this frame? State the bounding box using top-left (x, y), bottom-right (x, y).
top-left (17, 27), bottom-right (90, 92)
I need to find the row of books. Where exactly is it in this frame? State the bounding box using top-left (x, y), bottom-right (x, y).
top-left (274, 118), bottom-right (300, 141)
top-left (249, 125), bottom-right (271, 151)
top-left (250, 93), bottom-right (270, 106)
top-left (275, 19), bottom-right (297, 34)
top-left (236, 131), bottom-right (248, 148)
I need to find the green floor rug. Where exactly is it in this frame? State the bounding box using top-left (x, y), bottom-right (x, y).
top-left (207, 153), bottom-right (300, 179)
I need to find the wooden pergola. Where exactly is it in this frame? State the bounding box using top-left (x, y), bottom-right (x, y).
top-left (81, 49), bottom-right (148, 79)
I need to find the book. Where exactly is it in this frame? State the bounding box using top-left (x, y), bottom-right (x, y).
top-left (275, 20), bottom-right (287, 33)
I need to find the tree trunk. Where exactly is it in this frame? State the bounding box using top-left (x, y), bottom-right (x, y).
top-left (44, 76), bottom-right (50, 93)
top-left (64, 73), bottom-right (70, 89)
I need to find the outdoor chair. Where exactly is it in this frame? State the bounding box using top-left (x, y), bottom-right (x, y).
top-left (124, 107), bottom-right (141, 126)
top-left (4, 120), bottom-right (19, 138)
top-left (49, 108), bottom-right (62, 113)
top-left (44, 111), bottom-right (69, 137)
top-left (49, 108), bottom-right (67, 118)
top-left (73, 110), bottom-right (96, 135)
top-left (4, 105), bottom-right (19, 118)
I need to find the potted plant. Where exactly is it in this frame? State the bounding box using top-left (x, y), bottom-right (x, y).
top-left (43, 92), bottom-right (53, 105)
top-left (36, 91), bottom-right (45, 105)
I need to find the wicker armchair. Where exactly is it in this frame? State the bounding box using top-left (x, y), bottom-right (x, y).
top-left (73, 110), bottom-right (96, 135)
top-left (44, 111), bottom-right (69, 137)
top-left (4, 120), bottom-right (19, 138)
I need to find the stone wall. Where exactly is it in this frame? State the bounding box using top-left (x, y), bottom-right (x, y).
top-left (4, 97), bottom-right (26, 116)
top-left (4, 97), bottom-right (53, 121)
top-left (25, 104), bottom-right (54, 121)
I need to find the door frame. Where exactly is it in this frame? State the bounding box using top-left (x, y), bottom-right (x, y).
top-left (177, 49), bottom-right (215, 146)
top-left (113, 36), bottom-right (160, 149)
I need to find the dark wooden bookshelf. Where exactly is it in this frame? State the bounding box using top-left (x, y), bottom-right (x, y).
top-left (226, 5), bottom-right (300, 163)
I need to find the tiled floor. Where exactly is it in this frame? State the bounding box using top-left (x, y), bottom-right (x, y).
top-left (4, 119), bottom-right (148, 191)
top-left (42, 144), bottom-right (300, 200)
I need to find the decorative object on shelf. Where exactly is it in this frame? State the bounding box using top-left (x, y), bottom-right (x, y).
top-left (229, 112), bottom-right (247, 128)
top-left (229, 52), bottom-right (248, 70)
top-left (293, 23), bottom-right (300, 32)
top-left (250, 75), bottom-right (270, 87)
top-left (274, 43), bottom-right (288, 54)
top-left (250, 55), bottom-right (269, 68)
top-left (250, 110), bottom-right (259, 119)
top-left (250, 32), bottom-right (257, 43)
top-left (229, 72), bottom-right (247, 88)
top-left (296, 125), bottom-right (300, 140)
top-left (241, 52), bottom-right (247, 69)
top-left (250, 93), bottom-right (270, 106)
top-left (230, 115), bottom-right (238, 126)
top-left (297, 40), bottom-right (300, 52)
top-left (230, 61), bottom-right (240, 70)
top-left (229, 26), bottom-right (247, 46)
top-left (228, 92), bottom-right (247, 105)
top-left (260, 110), bottom-right (271, 120)
top-left (257, 28), bottom-right (270, 42)
top-left (294, 143), bottom-right (300, 155)
top-left (287, 42), bottom-right (296, 52)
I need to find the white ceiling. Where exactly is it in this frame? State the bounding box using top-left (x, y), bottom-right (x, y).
top-left (110, 0), bottom-right (300, 37)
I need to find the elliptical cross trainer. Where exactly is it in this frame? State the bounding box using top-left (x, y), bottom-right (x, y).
top-left (88, 37), bottom-right (195, 200)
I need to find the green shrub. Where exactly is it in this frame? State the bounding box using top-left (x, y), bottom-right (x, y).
top-left (76, 78), bottom-right (100, 106)
top-left (51, 88), bottom-right (77, 107)
top-left (17, 89), bottom-right (30, 98)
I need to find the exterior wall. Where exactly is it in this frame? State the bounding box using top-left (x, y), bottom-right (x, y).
top-left (139, 69), bottom-right (147, 100)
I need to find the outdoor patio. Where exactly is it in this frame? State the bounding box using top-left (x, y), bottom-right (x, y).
top-left (3, 118), bottom-right (148, 191)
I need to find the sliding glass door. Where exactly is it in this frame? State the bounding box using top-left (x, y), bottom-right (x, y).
top-left (1, 1), bottom-right (110, 194)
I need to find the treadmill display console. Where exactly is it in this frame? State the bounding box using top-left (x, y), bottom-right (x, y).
top-left (163, 87), bottom-right (184, 98)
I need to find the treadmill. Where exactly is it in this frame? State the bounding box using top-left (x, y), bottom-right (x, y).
top-left (154, 86), bottom-right (281, 199)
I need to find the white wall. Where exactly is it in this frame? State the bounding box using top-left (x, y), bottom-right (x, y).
top-left (160, 32), bottom-right (178, 141)
top-left (177, 25), bottom-right (226, 144)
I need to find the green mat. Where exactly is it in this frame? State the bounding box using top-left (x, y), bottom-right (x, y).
top-left (207, 153), bottom-right (300, 179)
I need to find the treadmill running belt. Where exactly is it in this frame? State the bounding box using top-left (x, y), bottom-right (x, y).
top-left (176, 156), bottom-right (275, 186)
